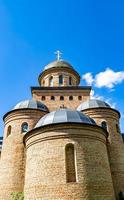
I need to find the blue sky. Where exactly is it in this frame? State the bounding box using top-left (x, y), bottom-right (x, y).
top-left (0, 0), bottom-right (124, 135)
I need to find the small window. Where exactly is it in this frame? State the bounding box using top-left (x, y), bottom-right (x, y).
top-left (59, 75), bottom-right (63, 85)
top-left (65, 144), bottom-right (76, 183)
top-left (22, 122), bottom-right (28, 133)
top-left (41, 96), bottom-right (46, 101)
top-left (69, 77), bottom-right (72, 85)
top-left (7, 125), bottom-right (11, 137)
top-left (60, 96), bottom-right (64, 101)
top-left (101, 121), bottom-right (107, 130)
top-left (116, 124), bottom-right (120, 133)
top-left (49, 76), bottom-right (53, 87)
top-left (51, 96), bottom-right (55, 100)
top-left (78, 96), bottom-right (82, 100)
top-left (42, 80), bottom-right (45, 86)
top-left (69, 96), bottom-right (73, 101)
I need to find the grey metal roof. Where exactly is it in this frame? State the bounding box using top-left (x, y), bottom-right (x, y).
top-left (13, 99), bottom-right (49, 112)
top-left (43, 60), bottom-right (74, 71)
top-left (77, 99), bottom-right (111, 111)
top-left (35, 109), bottom-right (96, 128)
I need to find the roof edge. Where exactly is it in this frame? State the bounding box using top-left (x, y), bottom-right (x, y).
top-left (3, 108), bottom-right (48, 121)
top-left (31, 86), bottom-right (92, 91)
top-left (23, 122), bottom-right (108, 144)
top-left (80, 107), bottom-right (120, 118)
top-left (38, 66), bottom-right (80, 85)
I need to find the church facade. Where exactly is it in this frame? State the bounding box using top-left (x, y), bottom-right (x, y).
top-left (0, 57), bottom-right (124, 200)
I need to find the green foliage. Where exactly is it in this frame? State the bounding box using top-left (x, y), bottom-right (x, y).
top-left (11, 192), bottom-right (24, 200)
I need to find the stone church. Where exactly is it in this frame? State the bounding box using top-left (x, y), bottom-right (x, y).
top-left (0, 55), bottom-right (124, 200)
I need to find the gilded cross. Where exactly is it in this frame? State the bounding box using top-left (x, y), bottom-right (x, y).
top-left (54, 50), bottom-right (62, 61)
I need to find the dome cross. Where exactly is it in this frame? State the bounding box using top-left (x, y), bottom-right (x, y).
top-left (54, 50), bottom-right (62, 61)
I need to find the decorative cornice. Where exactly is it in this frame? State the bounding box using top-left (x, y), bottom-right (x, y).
top-left (3, 108), bottom-right (48, 122)
top-left (38, 67), bottom-right (80, 85)
top-left (31, 86), bottom-right (91, 91)
top-left (26, 133), bottom-right (106, 149)
top-left (82, 107), bottom-right (120, 118)
top-left (24, 122), bottom-right (108, 147)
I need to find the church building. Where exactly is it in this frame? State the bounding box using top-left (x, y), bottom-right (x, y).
top-left (0, 53), bottom-right (124, 200)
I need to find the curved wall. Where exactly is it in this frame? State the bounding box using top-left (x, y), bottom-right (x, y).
top-left (39, 68), bottom-right (80, 87)
top-left (0, 109), bottom-right (46, 200)
top-left (82, 108), bottom-right (124, 198)
top-left (24, 124), bottom-right (115, 200)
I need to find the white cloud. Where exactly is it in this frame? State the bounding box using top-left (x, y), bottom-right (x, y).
top-left (82, 72), bottom-right (94, 85)
top-left (95, 68), bottom-right (124, 88)
top-left (82, 68), bottom-right (124, 89)
top-left (120, 112), bottom-right (124, 119)
top-left (90, 89), bottom-right (104, 100)
top-left (90, 90), bottom-right (116, 108)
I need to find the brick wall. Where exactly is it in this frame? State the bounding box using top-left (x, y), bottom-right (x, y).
top-left (32, 87), bottom-right (91, 111)
top-left (82, 108), bottom-right (124, 199)
top-left (0, 109), bottom-right (47, 200)
top-left (38, 67), bottom-right (80, 87)
top-left (24, 123), bottom-right (115, 200)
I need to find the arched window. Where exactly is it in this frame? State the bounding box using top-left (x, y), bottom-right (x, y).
top-left (60, 96), bottom-right (64, 101)
top-left (116, 124), bottom-right (120, 133)
top-left (49, 76), bottom-right (53, 87)
top-left (41, 96), bottom-right (46, 101)
top-left (78, 96), bottom-right (82, 101)
top-left (7, 125), bottom-right (11, 137)
top-left (59, 75), bottom-right (63, 85)
top-left (21, 122), bottom-right (28, 133)
top-left (69, 76), bottom-right (72, 85)
top-left (51, 96), bottom-right (55, 100)
top-left (69, 96), bottom-right (73, 101)
top-left (42, 80), bottom-right (45, 86)
top-left (101, 121), bottom-right (107, 130)
top-left (65, 144), bottom-right (76, 183)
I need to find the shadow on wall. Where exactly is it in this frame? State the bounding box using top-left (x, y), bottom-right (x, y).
top-left (118, 191), bottom-right (124, 200)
